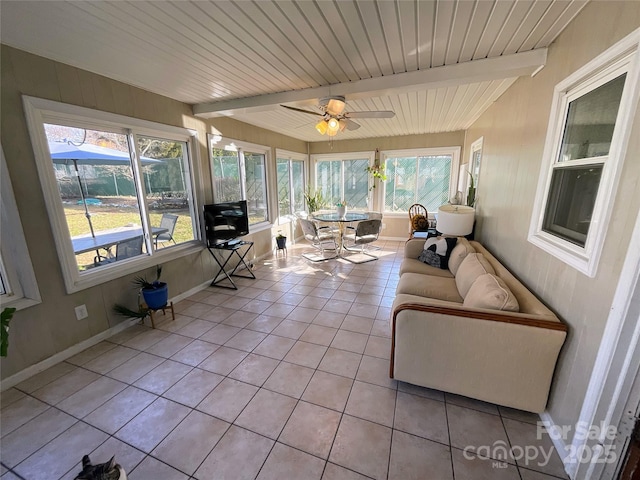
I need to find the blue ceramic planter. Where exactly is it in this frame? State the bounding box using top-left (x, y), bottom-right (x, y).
top-left (142, 282), bottom-right (168, 310)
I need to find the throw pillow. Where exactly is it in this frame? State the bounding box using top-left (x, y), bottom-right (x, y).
top-left (455, 252), bottom-right (496, 298)
top-left (448, 237), bottom-right (475, 275)
top-left (463, 273), bottom-right (520, 312)
top-left (418, 237), bottom-right (457, 269)
top-left (411, 214), bottom-right (429, 231)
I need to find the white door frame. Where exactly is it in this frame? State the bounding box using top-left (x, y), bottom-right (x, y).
top-left (570, 203), bottom-right (640, 479)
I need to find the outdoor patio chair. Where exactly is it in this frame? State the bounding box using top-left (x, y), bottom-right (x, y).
top-left (344, 219), bottom-right (382, 262)
top-left (94, 235), bottom-right (144, 266)
top-left (299, 218), bottom-right (338, 262)
top-left (154, 213), bottom-right (178, 248)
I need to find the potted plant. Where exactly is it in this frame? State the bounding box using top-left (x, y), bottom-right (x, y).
top-left (113, 265), bottom-right (167, 324)
top-left (275, 230), bottom-right (287, 250)
top-left (467, 171), bottom-right (476, 207)
top-left (336, 200), bottom-right (347, 218)
top-left (1, 307), bottom-right (16, 357)
top-left (133, 265), bottom-right (168, 310)
top-left (365, 163), bottom-right (387, 191)
top-left (304, 188), bottom-right (327, 213)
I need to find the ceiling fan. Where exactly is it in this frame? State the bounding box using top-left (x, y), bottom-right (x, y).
top-left (281, 96), bottom-right (395, 137)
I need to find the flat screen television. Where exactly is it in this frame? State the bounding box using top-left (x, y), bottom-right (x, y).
top-left (203, 200), bottom-right (249, 246)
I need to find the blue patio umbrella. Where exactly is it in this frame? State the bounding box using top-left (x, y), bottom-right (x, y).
top-left (48, 141), bottom-right (162, 237)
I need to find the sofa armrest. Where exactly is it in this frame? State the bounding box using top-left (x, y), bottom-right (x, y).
top-left (404, 238), bottom-right (426, 259)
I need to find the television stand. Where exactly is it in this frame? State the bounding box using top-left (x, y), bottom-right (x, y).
top-left (207, 240), bottom-right (255, 290)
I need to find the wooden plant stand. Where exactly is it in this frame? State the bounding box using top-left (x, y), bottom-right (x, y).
top-left (146, 301), bottom-right (175, 329)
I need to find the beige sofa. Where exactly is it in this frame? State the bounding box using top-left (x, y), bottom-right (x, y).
top-left (390, 237), bottom-right (567, 413)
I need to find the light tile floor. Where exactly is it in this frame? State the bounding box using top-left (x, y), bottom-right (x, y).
top-left (0, 242), bottom-right (569, 480)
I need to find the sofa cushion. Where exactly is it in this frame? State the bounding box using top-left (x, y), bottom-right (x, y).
top-left (418, 237), bottom-right (457, 269)
top-left (448, 237), bottom-right (475, 275)
top-left (463, 273), bottom-right (520, 312)
top-left (400, 258), bottom-right (455, 278)
top-left (455, 253), bottom-right (496, 298)
top-left (396, 273), bottom-right (464, 303)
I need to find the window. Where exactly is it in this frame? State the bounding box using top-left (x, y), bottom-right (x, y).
top-left (313, 152), bottom-right (374, 210)
top-left (1, 145), bottom-right (41, 310)
top-left (23, 97), bottom-right (201, 293)
top-left (382, 147), bottom-right (460, 214)
top-left (529, 30), bottom-right (640, 277)
top-left (276, 150), bottom-right (306, 218)
top-left (209, 136), bottom-right (269, 226)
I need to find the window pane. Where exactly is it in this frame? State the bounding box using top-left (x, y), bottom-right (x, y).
top-left (292, 161), bottom-right (305, 212)
top-left (559, 74), bottom-right (626, 162)
top-left (137, 136), bottom-right (196, 250)
top-left (0, 271), bottom-right (7, 296)
top-left (543, 164), bottom-right (603, 247)
top-left (384, 155), bottom-right (451, 213)
top-left (344, 159), bottom-right (369, 209)
top-left (316, 158), bottom-right (368, 209)
top-left (244, 152), bottom-right (268, 224)
top-left (276, 158), bottom-right (305, 217)
top-left (45, 124), bottom-right (147, 272)
top-left (276, 158), bottom-right (290, 216)
top-left (211, 148), bottom-right (241, 202)
top-left (317, 160), bottom-right (342, 206)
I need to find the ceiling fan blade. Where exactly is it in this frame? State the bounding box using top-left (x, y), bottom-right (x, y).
top-left (344, 119), bottom-right (361, 131)
top-left (346, 110), bottom-right (396, 119)
top-left (280, 104), bottom-right (323, 116)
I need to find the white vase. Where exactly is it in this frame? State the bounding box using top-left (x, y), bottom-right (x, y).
top-left (336, 206), bottom-right (347, 218)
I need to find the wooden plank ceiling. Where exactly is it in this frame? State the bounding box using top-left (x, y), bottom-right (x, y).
top-left (0, 0), bottom-right (588, 141)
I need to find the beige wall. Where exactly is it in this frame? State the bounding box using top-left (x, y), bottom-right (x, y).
top-left (0, 45), bottom-right (305, 380)
top-left (309, 131), bottom-right (466, 238)
top-left (464, 2), bottom-right (640, 443)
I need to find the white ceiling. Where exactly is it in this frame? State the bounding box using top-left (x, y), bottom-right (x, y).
top-left (1, 0), bottom-right (588, 142)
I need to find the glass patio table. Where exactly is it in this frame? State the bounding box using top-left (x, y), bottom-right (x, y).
top-left (312, 212), bottom-right (368, 258)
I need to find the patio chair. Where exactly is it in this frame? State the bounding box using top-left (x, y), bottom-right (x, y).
top-left (409, 203), bottom-right (429, 239)
top-left (344, 219), bottom-right (382, 262)
top-left (154, 213), bottom-right (178, 248)
top-left (299, 218), bottom-right (338, 262)
top-left (95, 235), bottom-right (144, 266)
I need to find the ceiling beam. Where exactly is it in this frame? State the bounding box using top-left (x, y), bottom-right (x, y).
top-left (193, 48), bottom-right (547, 118)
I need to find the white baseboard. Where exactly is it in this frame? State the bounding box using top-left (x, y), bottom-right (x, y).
top-left (0, 284), bottom-right (213, 392)
top-left (0, 244), bottom-right (348, 392)
top-left (0, 316), bottom-right (139, 392)
top-left (540, 411), bottom-right (574, 479)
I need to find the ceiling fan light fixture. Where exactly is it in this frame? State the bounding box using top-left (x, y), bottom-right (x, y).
top-left (325, 97), bottom-right (346, 115)
top-left (327, 128), bottom-right (338, 137)
top-left (327, 117), bottom-right (340, 134)
top-left (315, 120), bottom-right (328, 135)
top-left (338, 119), bottom-right (347, 132)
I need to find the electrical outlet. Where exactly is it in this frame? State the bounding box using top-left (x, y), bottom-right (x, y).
top-left (75, 304), bottom-right (88, 320)
top-left (382, 223), bottom-right (386, 230)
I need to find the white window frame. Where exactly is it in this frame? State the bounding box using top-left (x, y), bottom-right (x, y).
top-left (208, 135), bottom-right (271, 232)
top-left (1, 145), bottom-right (41, 310)
top-left (275, 149), bottom-right (307, 222)
top-left (311, 151), bottom-right (376, 210)
top-left (528, 29), bottom-right (640, 278)
top-left (380, 146), bottom-right (461, 217)
top-left (23, 96), bottom-right (203, 294)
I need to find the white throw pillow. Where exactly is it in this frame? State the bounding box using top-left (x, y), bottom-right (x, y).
top-left (463, 273), bottom-right (520, 312)
top-left (448, 237), bottom-right (475, 275)
top-left (455, 252), bottom-right (496, 298)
